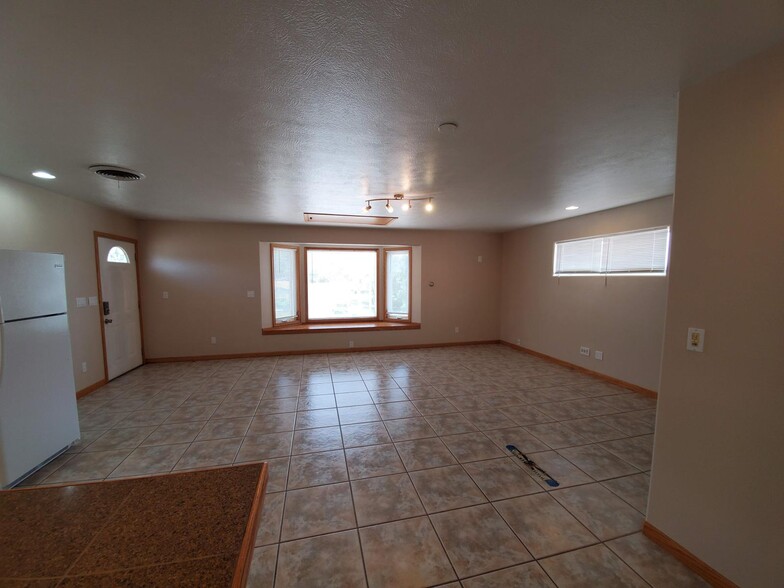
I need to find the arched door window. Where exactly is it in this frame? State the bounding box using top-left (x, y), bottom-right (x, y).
top-left (107, 246), bottom-right (130, 264)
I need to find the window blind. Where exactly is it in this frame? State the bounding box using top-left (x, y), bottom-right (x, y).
top-left (554, 227), bottom-right (670, 276)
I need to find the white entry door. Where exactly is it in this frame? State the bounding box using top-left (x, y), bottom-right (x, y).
top-left (97, 236), bottom-right (143, 380)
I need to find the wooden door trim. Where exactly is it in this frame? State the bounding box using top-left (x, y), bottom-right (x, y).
top-left (94, 232), bottom-right (145, 382)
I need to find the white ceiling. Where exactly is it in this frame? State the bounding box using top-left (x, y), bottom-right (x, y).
top-left (1, 1), bottom-right (782, 231)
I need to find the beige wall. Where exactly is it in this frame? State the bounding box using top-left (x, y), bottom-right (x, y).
top-left (0, 175), bottom-right (137, 391)
top-left (647, 44), bottom-right (784, 587)
top-left (137, 221), bottom-right (501, 358)
top-left (499, 197), bottom-right (672, 391)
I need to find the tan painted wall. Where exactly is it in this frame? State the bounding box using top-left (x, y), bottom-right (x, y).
top-left (0, 174), bottom-right (137, 391)
top-left (137, 221), bottom-right (501, 357)
top-left (647, 43), bottom-right (784, 587)
top-left (499, 197), bottom-right (672, 391)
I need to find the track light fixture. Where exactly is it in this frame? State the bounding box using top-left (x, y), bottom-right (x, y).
top-left (362, 193), bottom-right (437, 214)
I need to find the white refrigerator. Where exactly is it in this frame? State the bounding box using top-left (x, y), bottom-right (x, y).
top-left (0, 250), bottom-right (80, 488)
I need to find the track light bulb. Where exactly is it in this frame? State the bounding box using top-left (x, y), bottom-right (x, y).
top-left (363, 202), bottom-right (372, 212)
top-left (425, 198), bottom-right (434, 212)
top-left (385, 200), bottom-right (393, 213)
top-left (402, 200), bottom-right (412, 211)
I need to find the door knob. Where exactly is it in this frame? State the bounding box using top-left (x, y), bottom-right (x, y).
top-left (104, 319), bottom-right (113, 324)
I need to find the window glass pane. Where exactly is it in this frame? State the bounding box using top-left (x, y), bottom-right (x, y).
top-left (107, 246), bottom-right (130, 264)
top-left (307, 249), bottom-right (377, 320)
top-left (273, 247), bottom-right (298, 322)
top-left (386, 249), bottom-right (410, 319)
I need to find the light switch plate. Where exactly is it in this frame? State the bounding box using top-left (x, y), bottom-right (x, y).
top-left (88, 296), bottom-right (98, 306)
top-left (163, 291), bottom-right (169, 299)
top-left (687, 327), bottom-right (705, 352)
top-left (247, 290), bottom-right (256, 298)
top-left (594, 350), bottom-right (603, 360)
top-left (76, 297), bottom-right (87, 308)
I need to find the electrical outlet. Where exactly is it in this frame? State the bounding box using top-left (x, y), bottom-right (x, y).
top-left (454, 326), bottom-right (460, 334)
top-left (687, 328), bottom-right (705, 352)
top-left (579, 346), bottom-right (590, 356)
top-left (477, 255), bottom-right (483, 263)
top-left (163, 291), bottom-right (169, 299)
top-left (210, 336), bottom-right (217, 345)
top-left (349, 340), bottom-right (354, 348)
top-left (594, 350), bottom-right (603, 360)
top-left (516, 338), bottom-right (521, 345)
top-left (81, 362), bottom-right (87, 373)
top-left (247, 290), bottom-right (256, 298)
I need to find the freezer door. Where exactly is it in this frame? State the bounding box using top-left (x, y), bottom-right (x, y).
top-left (0, 250), bottom-right (68, 322)
top-left (0, 314), bottom-right (79, 487)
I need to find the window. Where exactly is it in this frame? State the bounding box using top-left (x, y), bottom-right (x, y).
top-left (553, 227), bottom-right (670, 276)
top-left (266, 243), bottom-right (414, 329)
top-left (306, 248), bottom-right (378, 321)
top-left (271, 245), bottom-right (299, 325)
top-left (106, 246), bottom-right (130, 264)
top-left (384, 248), bottom-right (411, 320)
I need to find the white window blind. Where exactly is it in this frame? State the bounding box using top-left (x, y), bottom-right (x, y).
top-left (554, 227), bottom-right (670, 276)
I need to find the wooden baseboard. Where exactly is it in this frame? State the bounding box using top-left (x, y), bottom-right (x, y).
top-left (75, 378), bottom-right (107, 399)
top-left (642, 521), bottom-right (738, 587)
top-left (145, 340), bottom-right (502, 363)
top-left (499, 340), bottom-right (658, 398)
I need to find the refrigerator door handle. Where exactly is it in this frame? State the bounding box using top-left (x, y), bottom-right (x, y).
top-left (0, 323), bottom-right (4, 388)
top-left (0, 297), bottom-right (4, 386)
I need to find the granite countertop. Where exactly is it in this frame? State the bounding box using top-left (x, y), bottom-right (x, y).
top-left (0, 462), bottom-right (268, 587)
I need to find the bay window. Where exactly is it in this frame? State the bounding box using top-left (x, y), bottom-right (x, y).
top-left (266, 244), bottom-right (413, 330)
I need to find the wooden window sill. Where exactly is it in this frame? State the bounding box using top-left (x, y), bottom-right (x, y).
top-left (263, 321), bottom-right (421, 335)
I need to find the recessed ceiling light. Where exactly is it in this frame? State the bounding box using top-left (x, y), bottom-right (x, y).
top-left (565, 205), bottom-right (579, 211)
top-left (32, 170), bottom-right (56, 179)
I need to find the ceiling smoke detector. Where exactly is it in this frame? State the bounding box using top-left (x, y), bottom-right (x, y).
top-left (89, 165), bottom-right (145, 182)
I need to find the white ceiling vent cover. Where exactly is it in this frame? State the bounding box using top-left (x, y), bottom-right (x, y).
top-left (89, 165), bottom-right (145, 181)
top-left (303, 212), bottom-right (396, 226)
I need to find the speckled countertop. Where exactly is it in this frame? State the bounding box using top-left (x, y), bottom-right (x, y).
top-left (0, 462), bottom-right (268, 587)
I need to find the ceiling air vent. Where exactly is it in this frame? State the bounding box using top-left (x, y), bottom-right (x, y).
top-left (303, 212), bottom-right (396, 226)
top-left (89, 165), bottom-right (145, 181)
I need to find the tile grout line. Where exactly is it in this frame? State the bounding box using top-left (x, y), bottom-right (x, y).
top-left (65, 345), bottom-right (661, 586)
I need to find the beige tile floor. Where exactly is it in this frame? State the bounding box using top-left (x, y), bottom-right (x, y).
top-left (26, 344), bottom-right (709, 587)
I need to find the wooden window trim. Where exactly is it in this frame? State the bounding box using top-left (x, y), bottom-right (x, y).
top-left (270, 244), bottom-right (301, 327)
top-left (303, 247), bottom-right (381, 323)
top-left (382, 247), bottom-right (412, 323)
top-left (263, 321), bottom-right (421, 335)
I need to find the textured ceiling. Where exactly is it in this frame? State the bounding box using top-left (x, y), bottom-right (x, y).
top-left (1, 1), bottom-right (782, 230)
